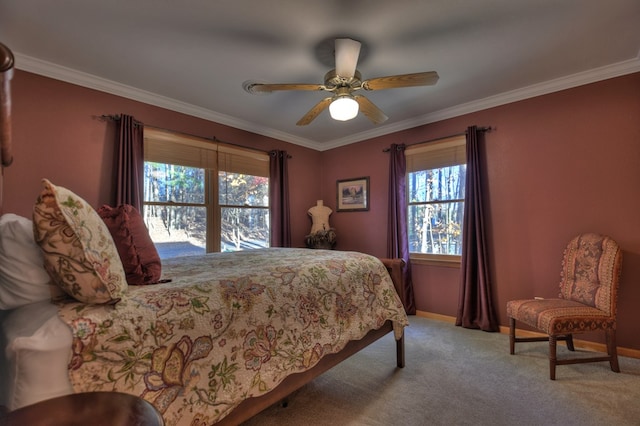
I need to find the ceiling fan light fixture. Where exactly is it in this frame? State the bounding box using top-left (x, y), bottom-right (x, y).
top-left (245, 37), bottom-right (438, 126)
top-left (329, 95), bottom-right (359, 121)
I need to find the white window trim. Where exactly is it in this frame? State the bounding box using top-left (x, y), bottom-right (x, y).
top-left (406, 134), bottom-right (466, 266)
top-left (410, 253), bottom-right (462, 268)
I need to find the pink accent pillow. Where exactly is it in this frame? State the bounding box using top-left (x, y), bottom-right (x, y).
top-left (97, 204), bottom-right (162, 285)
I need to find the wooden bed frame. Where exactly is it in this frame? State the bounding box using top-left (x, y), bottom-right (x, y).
top-left (0, 42), bottom-right (14, 213)
top-left (0, 44), bottom-right (406, 425)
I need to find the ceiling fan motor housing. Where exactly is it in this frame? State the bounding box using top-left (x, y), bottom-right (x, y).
top-left (324, 69), bottom-right (362, 91)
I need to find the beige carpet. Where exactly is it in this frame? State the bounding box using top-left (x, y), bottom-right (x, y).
top-left (241, 316), bottom-right (640, 426)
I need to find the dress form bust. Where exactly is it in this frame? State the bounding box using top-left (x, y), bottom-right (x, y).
top-left (308, 200), bottom-right (332, 234)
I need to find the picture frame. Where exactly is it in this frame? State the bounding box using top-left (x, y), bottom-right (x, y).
top-left (336, 177), bottom-right (370, 212)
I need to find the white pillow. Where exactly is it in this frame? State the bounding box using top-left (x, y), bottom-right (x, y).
top-left (0, 214), bottom-right (61, 309)
top-left (0, 300), bottom-right (74, 410)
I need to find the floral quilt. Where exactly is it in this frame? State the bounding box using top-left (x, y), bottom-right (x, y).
top-left (56, 248), bottom-right (409, 425)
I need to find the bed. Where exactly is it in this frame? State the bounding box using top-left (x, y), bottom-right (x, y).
top-left (0, 243), bottom-right (408, 425)
top-left (0, 44), bottom-right (409, 425)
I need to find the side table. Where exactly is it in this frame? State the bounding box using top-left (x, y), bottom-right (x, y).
top-left (0, 392), bottom-right (163, 426)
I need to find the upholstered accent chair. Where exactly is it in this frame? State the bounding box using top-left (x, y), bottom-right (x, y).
top-left (506, 233), bottom-right (623, 380)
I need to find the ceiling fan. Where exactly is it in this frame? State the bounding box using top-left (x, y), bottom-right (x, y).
top-left (243, 38), bottom-right (439, 126)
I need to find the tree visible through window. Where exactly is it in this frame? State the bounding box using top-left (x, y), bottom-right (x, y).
top-left (408, 165), bottom-right (465, 254)
top-left (406, 135), bottom-right (466, 260)
top-left (144, 162), bottom-right (208, 258)
top-left (142, 128), bottom-right (269, 258)
top-left (219, 171), bottom-right (269, 251)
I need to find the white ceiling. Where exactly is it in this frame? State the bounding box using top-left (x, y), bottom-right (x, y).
top-left (1, 0), bottom-right (639, 151)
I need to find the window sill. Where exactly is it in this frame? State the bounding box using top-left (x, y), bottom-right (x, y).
top-left (410, 253), bottom-right (461, 268)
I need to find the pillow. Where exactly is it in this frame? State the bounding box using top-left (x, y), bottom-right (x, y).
top-left (97, 204), bottom-right (162, 285)
top-left (32, 179), bottom-right (127, 304)
top-left (0, 214), bottom-right (63, 309)
top-left (0, 300), bottom-right (74, 410)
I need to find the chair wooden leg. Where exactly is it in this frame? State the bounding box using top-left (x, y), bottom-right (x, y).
top-left (509, 317), bottom-right (516, 355)
top-left (396, 334), bottom-right (405, 368)
top-left (565, 334), bottom-right (575, 351)
top-left (549, 335), bottom-right (557, 380)
top-left (606, 329), bottom-right (620, 373)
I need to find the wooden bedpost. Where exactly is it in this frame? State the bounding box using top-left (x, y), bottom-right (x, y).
top-left (379, 258), bottom-right (405, 297)
top-left (379, 257), bottom-right (406, 368)
top-left (0, 43), bottom-right (13, 168)
top-left (0, 42), bottom-right (14, 214)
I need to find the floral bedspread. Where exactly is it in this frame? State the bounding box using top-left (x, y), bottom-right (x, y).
top-left (56, 248), bottom-right (409, 425)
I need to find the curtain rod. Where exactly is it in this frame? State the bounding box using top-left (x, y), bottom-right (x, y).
top-left (98, 114), bottom-right (291, 158)
top-left (98, 114), bottom-right (143, 127)
top-left (209, 135), bottom-right (292, 159)
top-left (382, 126), bottom-right (493, 152)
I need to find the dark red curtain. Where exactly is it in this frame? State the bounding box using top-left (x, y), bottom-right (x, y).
top-left (269, 150), bottom-right (291, 247)
top-left (116, 115), bottom-right (144, 212)
top-left (387, 143), bottom-right (416, 314)
top-left (455, 126), bottom-right (498, 331)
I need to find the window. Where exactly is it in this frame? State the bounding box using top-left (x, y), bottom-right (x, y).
top-left (143, 128), bottom-right (269, 258)
top-left (406, 135), bottom-right (466, 266)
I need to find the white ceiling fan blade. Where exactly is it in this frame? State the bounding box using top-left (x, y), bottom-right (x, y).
top-left (335, 38), bottom-right (361, 78)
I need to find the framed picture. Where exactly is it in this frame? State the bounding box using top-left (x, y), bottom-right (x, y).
top-left (336, 177), bottom-right (370, 212)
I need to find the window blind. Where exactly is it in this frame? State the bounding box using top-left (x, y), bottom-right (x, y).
top-left (144, 127), bottom-right (268, 176)
top-left (406, 135), bottom-right (466, 172)
top-left (218, 144), bottom-right (269, 177)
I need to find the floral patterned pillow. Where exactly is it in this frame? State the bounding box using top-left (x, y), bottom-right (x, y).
top-left (32, 179), bottom-right (127, 304)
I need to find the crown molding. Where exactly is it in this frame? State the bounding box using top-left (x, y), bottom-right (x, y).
top-left (14, 53), bottom-right (319, 149)
top-left (15, 52), bottom-right (640, 152)
top-left (318, 56), bottom-right (640, 151)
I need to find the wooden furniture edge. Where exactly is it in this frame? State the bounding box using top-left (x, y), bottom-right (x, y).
top-left (0, 391), bottom-right (164, 426)
top-left (379, 257), bottom-right (405, 302)
top-left (216, 257), bottom-right (407, 425)
top-left (0, 42), bottom-right (15, 213)
top-left (0, 43), bottom-right (13, 167)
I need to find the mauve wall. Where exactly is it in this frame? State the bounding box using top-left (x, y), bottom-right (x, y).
top-left (4, 71), bottom-right (323, 245)
top-left (4, 70), bottom-right (640, 351)
top-left (321, 72), bottom-right (640, 351)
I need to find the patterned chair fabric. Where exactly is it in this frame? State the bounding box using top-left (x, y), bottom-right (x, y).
top-left (506, 233), bottom-right (623, 380)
